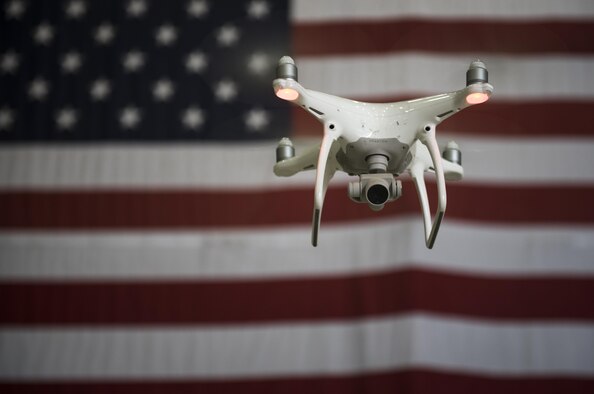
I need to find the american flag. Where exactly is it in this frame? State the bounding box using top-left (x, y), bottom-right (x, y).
top-left (1, 0), bottom-right (594, 393)
top-left (0, 0), bottom-right (290, 140)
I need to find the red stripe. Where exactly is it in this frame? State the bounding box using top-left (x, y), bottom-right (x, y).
top-left (294, 20), bottom-right (594, 56)
top-left (1, 183), bottom-right (593, 229)
top-left (293, 101), bottom-right (594, 137)
top-left (1, 370), bottom-right (593, 394)
top-left (1, 269), bottom-right (593, 324)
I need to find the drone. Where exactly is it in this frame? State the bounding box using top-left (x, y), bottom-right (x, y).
top-left (272, 56), bottom-right (493, 248)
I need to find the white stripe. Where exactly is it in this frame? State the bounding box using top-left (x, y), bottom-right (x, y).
top-left (1, 220), bottom-right (593, 281)
top-left (1, 138), bottom-right (593, 189)
top-left (297, 54), bottom-right (594, 100)
top-left (293, 0), bottom-right (594, 22)
top-left (0, 143), bottom-right (291, 190)
top-left (1, 314), bottom-right (592, 380)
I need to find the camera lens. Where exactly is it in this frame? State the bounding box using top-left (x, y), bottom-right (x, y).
top-left (366, 184), bottom-right (389, 205)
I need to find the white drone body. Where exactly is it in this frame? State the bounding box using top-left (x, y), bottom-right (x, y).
top-left (272, 56), bottom-right (493, 248)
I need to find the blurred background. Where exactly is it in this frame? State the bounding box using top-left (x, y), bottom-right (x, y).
top-left (1, 0), bottom-right (593, 392)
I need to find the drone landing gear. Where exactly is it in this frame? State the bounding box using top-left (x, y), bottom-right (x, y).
top-left (412, 124), bottom-right (447, 249)
top-left (311, 123), bottom-right (341, 247)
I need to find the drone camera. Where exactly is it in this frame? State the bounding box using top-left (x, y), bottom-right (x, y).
top-left (366, 181), bottom-right (390, 205)
top-left (349, 173), bottom-right (402, 211)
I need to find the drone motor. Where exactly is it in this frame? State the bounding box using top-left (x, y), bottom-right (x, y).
top-left (276, 56), bottom-right (298, 81)
top-left (276, 137), bottom-right (295, 163)
top-left (466, 60), bottom-right (488, 85)
top-left (442, 141), bottom-right (461, 166)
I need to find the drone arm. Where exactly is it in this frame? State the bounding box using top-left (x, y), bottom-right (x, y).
top-left (416, 125), bottom-right (447, 249)
top-left (442, 158), bottom-right (464, 181)
top-left (274, 144), bottom-right (321, 177)
top-left (312, 124), bottom-right (341, 246)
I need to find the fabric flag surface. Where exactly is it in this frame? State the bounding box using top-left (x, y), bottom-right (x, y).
top-left (1, 0), bottom-right (594, 393)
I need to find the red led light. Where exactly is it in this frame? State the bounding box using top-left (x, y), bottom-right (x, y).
top-left (466, 92), bottom-right (489, 105)
top-left (276, 88), bottom-right (299, 101)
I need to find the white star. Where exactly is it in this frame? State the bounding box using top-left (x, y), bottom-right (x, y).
top-left (122, 50), bottom-right (145, 72)
top-left (120, 106), bottom-right (142, 129)
top-left (185, 51), bottom-right (207, 73)
top-left (187, 0), bottom-right (208, 18)
top-left (28, 77), bottom-right (50, 101)
top-left (95, 23), bottom-right (115, 45)
top-left (155, 24), bottom-right (177, 46)
top-left (1, 51), bottom-right (20, 74)
top-left (152, 78), bottom-right (175, 101)
top-left (248, 52), bottom-right (270, 75)
top-left (216, 24), bottom-right (240, 47)
top-left (0, 107), bottom-right (15, 131)
top-left (247, 0), bottom-right (270, 19)
top-left (181, 106), bottom-right (204, 130)
top-left (65, 0), bottom-right (87, 19)
top-left (126, 0), bottom-right (147, 18)
top-left (55, 107), bottom-right (78, 131)
top-left (5, 0), bottom-right (26, 20)
top-left (61, 51), bottom-right (83, 73)
top-left (245, 108), bottom-right (270, 132)
top-left (90, 78), bottom-right (111, 101)
top-left (33, 22), bottom-right (54, 45)
top-left (214, 79), bottom-right (238, 102)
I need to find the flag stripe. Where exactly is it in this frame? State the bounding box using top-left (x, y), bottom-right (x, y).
top-left (1, 269), bottom-right (593, 324)
top-left (1, 223), bottom-right (594, 281)
top-left (294, 21), bottom-right (594, 56)
top-left (297, 54), bottom-right (594, 100)
top-left (294, 101), bottom-right (594, 137)
top-left (1, 315), bottom-right (593, 379)
top-left (292, 0), bottom-right (594, 22)
top-left (2, 139), bottom-right (594, 189)
top-left (2, 372), bottom-right (594, 394)
top-left (1, 183), bottom-right (593, 229)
